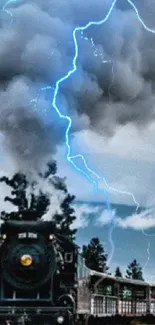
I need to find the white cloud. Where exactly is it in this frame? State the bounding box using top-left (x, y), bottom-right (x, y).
top-left (55, 122), bottom-right (155, 206)
top-left (71, 203), bottom-right (99, 229)
top-left (96, 208), bottom-right (115, 226)
top-left (72, 203), bottom-right (155, 232)
top-left (73, 122), bottom-right (155, 163)
top-left (117, 209), bottom-right (155, 231)
top-left (96, 206), bottom-right (155, 231)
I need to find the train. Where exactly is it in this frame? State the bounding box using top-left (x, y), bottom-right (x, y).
top-left (0, 219), bottom-right (155, 325)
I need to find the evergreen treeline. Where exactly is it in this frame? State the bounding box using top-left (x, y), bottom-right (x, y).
top-left (82, 236), bottom-right (144, 281)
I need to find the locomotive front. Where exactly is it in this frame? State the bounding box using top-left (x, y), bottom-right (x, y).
top-left (1, 220), bottom-right (56, 292)
top-left (0, 220), bottom-right (77, 325)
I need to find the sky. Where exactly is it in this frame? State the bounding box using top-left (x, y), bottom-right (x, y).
top-left (0, 0), bottom-right (155, 281)
top-left (55, 128), bottom-right (155, 281)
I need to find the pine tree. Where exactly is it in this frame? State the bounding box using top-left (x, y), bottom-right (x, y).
top-left (53, 194), bottom-right (77, 241)
top-left (126, 259), bottom-right (144, 281)
top-left (0, 160), bottom-right (77, 240)
top-left (82, 237), bottom-right (109, 273)
top-left (115, 266), bottom-right (123, 278)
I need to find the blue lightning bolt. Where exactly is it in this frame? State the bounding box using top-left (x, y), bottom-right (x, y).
top-left (51, 0), bottom-right (155, 266)
top-left (2, 0), bottom-right (21, 26)
top-left (127, 0), bottom-right (155, 34)
top-left (51, 0), bottom-right (140, 215)
top-left (30, 86), bottom-right (54, 112)
top-left (51, 0), bottom-right (136, 264)
top-left (81, 32), bottom-right (112, 64)
top-left (81, 31), bottom-right (116, 101)
top-left (3, 0), bottom-right (155, 269)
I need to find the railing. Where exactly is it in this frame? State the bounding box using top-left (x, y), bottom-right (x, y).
top-left (90, 294), bottom-right (150, 317)
top-left (151, 301), bottom-right (155, 315)
top-left (91, 294), bottom-right (117, 316)
top-left (119, 300), bottom-right (147, 315)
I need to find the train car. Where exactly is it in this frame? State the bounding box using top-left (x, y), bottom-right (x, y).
top-left (0, 219), bottom-right (78, 325)
top-left (77, 256), bottom-right (155, 325)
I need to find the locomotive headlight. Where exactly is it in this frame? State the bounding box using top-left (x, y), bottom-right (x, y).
top-left (20, 254), bottom-right (32, 266)
top-left (49, 234), bottom-right (54, 240)
top-left (57, 316), bottom-right (64, 324)
top-left (2, 234), bottom-right (7, 240)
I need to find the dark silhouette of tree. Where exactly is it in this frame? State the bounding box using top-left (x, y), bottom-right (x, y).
top-left (82, 237), bottom-right (109, 273)
top-left (115, 266), bottom-right (123, 278)
top-left (126, 259), bottom-right (144, 281)
top-left (39, 161), bottom-right (57, 179)
top-left (0, 160), bottom-right (77, 240)
top-left (0, 163), bottom-right (55, 221)
top-left (53, 194), bottom-right (76, 241)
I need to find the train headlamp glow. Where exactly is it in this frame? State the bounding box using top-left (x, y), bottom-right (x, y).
top-left (2, 234), bottom-right (7, 240)
top-left (49, 234), bottom-right (54, 240)
top-left (20, 254), bottom-right (32, 266)
top-left (57, 316), bottom-right (64, 324)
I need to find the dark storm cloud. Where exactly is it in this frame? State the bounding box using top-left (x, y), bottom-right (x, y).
top-left (0, 0), bottom-right (155, 168)
top-left (0, 75), bottom-right (65, 172)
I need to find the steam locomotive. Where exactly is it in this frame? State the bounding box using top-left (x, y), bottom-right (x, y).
top-left (1, 218), bottom-right (153, 325)
top-left (0, 219), bottom-right (78, 325)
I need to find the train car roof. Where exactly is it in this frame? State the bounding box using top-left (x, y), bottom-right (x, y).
top-left (90, 269), bottom-right (155, 287)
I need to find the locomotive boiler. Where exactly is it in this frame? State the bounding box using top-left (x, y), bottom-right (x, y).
top-left (0, 219), bottom-right (78, 325)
